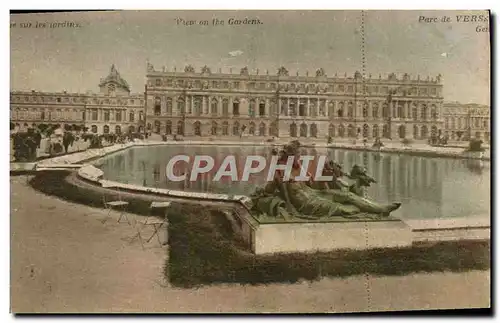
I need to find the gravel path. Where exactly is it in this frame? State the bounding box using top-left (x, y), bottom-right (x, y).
top-left (10, 176), bottom-right (490, 313)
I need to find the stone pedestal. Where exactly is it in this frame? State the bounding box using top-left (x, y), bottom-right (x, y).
top-left (252, 219), bottom-right (413, 255)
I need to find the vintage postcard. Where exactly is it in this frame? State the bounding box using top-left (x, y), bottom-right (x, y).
top-left (10, 10), bottom-right (490, 314)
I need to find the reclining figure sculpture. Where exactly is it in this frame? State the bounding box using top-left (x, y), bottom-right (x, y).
top-left (249, 141), bottom-right (401, 220)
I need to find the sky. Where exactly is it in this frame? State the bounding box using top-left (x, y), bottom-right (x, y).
top-left (10, 10), bottom-right (490, 105)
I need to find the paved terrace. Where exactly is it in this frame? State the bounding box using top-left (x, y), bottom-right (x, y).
top-left (10, 176), bottom-right (490, 313)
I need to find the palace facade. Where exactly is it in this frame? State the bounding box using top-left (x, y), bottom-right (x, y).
top-left (145, 63), bottom-right (444, 140)
top-left (443, 102), bottom-right (490, 142)
top-left (10, 65), bottom-right (145, 134)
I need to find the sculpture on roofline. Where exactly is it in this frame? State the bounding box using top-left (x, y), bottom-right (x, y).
top-left (316, 68), bottom-right (326, 77)
top-left (277, 66), bottom-right (289, 77)
top-left (201, 65), bottom-right (211, 74)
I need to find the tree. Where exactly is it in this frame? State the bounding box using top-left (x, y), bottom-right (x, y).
top-left (63, 132), bottom-right (75, 153)
top-left (455, 131), bottom-right (464, 141)
top-left (64, 124), bottom-right (71, 131)
top-left (12, 132), bottom-right (38, 162)
top-left (468, 138), bottom-right (484, 152)
top-left (37, 123), bottom-right (49, 134)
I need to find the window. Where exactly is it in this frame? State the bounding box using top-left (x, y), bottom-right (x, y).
top-left (363, 103), bottom-right (368, 118)
top-left (153, 105), bottom-right (160, 116)
top-left (281, 99), bottom-right (288, 116)
top-left (222, 99), bottom-right (229, 116)
top-left (166, 98), bottom-right (173, 114)
top-left (398, 103), bottom-right (405, 119)
top-left (289, 100), bottom-right (297, 116)
top-left (233, 101), bottom-right (240, 116)
top-left (104, 111), bottom-right (110, 122)
top-left (431, 106), bottom-right (437, 120)
top-left (382, 103), bottom-right (389, 118)
top-left (259, 122), bottom-right (266, 136)
top-left (129, 112), bottom-right (135, 122)
top-left (211, 99), bottom-right (218, 115)
top-left (115, 110), bottom-right (122, 122)
top-left (155, 79), bottom-right (161, 86)
top-left (319, 100), bottom-right (326, 116)
top-left (372, 124), bottom-right (379, 138)
top-left (232, 121), bottom-right (239, 136)
top-left (166, 121), bottom-right (172, 135)
top-left (222, 121), bottom-right (229, 136)
top-left (56, 98), bottom-right (61, 102)
top-left (347, 102), bottom-right (354, 118)
top-left (347, 85), bottom-right (354, 93)
top-left (194, 98), bottom-right (202, 116)
top-left (310, 123), bottom-right (318, 138)
top-left (92, 109), bottom-right (98, 121)
top-left (299, 100), bottom-right (307, 117)
top-left (212, 81), bottom-right (218, 88)
top-left (372, 103), bottom-right (379, 118)
top-left (337, 102), bottom-right (344, 117)
top-left (249, 100), bottom-right (256, 117)
top-left (363, 124), bottom-right (370, 138)
top-left (233, 81), bottom-right (240, 89)
top-left (177, 99), bottom-right (185, 115)
top-left (103, 125), bottom-right (110, 134)
top-left (177, 121), bottom-right (184, 135)
top-left (211, 121), bottom-right (218, 136)
top-left (91, 125), bottom-right (97, 133)
top-left (115, 125), bottom-right (121, 134)
top-left (421, 104), bottom-right (428, 120)
top-left (328, 101), bottom-right (335, 117)
top-left (329, 124), bottom-right (335, 137)
top-left (259, 102), bottom-right (266, 116)
top-left (249, 122), bottom-right (256, 135)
